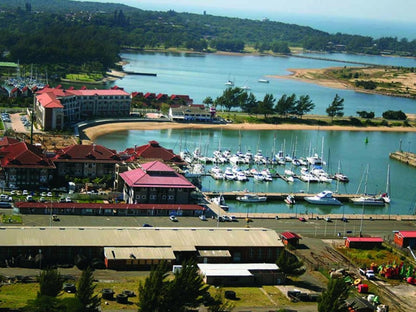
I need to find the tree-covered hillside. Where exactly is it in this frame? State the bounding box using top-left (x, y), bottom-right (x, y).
top-left (1, 0), bottom-right (415, 76)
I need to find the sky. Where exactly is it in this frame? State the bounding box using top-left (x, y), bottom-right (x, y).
top-left (79, 0), bottom-right (416, 39)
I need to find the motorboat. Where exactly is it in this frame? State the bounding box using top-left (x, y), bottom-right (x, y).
top-left (304, 190), bottom-right (342, 205)
top-left (224, 167), bottom-right (237, 181)
top-left (258, 79), bottom-right (269, 83)
top-left (236, 193), bottom-right (267, 202)
top-left (307, 153), bottom-right (324, 166)
top-left (350, 195), bottom-right (385, 206)
top-left (212, 195), bottom-right (229, 210)
top-left (225, 80), bottom-right (234, 86)
top-left (334, 173), bottom-right (349, 183)
top-left (236, 171), bottom-right (249, 182)
top-left (284, 194), bottom-right (295, 205)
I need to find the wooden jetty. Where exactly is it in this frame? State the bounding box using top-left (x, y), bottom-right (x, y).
top-left (390, 151), bottom-right (416, 167)
top-left (204, 191), bottom-right (361, 203)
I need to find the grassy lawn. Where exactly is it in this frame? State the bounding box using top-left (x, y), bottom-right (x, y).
top-left (65, 73), bottom-right (103, 82)
top-left (0, 283), bottom-right (39, 309)
top-left (0, 276), bottom-right (301, 311)
top-left (1, 214), bottom-right (22, 224)
top-left (338, 245), bottom-right (408, 268)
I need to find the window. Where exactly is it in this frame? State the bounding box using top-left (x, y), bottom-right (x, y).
top-left (168, 195), bottom-right (174, 200)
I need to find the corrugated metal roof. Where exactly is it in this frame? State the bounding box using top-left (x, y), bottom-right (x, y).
top-left (198, 250), bottom-right (231, 258)
top-left (198, 263), bottom-right (279, 277)
top-left (104, 247), bottom-right (176, 260)
top-left (0, 227), bottom-right (284, 250)
top-left (346, 237), bottom-right (383, 243)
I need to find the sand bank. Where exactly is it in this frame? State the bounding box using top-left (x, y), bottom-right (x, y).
top-left (83, 121), bottom-right (416, 142)
top-left (269, 67), bottom-right (351, 89)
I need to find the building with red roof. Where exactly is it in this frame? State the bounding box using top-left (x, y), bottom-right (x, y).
top-left (52, 144), bottom-right (121, 179)
top-left (119, 160), bottom-right (196, 204)
top-left (34, 87), bottom-right (131, 130)
top-left (0, 140), bottom-right (55, 189)
top-left (394, 231), bottom-right (416, 248)
top-left (120, 141), bottom-right (184, 164)
top-left (345, 237), bottom-right (384, 249)
top-left (280, 232), bottom-right (302, 246)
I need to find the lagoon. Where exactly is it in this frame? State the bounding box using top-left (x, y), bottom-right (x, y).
top-left (111, 51), bottom-right (416, 116)
top-left (98, 51), bottom-right (416, 216)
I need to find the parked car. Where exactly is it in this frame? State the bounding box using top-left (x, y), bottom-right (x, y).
top-left (142, 223), bottom-right (153, 227)
top-left (52, 215), bottom-right (60, 222)
top-left (169, 215), bottom-right (178, 222)
top-left (298, 217), bottom-right (306, 222)
top-left (199, 215), bottom-right (207, 221)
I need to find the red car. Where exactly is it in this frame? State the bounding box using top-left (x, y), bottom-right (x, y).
top-left (298, 217), bottom-right (306, 222)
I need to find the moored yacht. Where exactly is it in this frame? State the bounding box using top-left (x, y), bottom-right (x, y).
top-left (305, 190), bottom-right (342, 205)
top-left (236, 193), bottom-right (267, 202)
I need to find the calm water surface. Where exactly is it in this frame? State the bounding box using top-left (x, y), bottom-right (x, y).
top-left (96, 129), bottom-right (416, 216)
top-left (111, 52), bottom-right (416, 116)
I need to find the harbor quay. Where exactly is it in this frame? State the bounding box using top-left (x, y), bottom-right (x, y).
top-left (203, 192), bottom-right (416, 222)
top-left (204, 191), bottom-right (363, 203)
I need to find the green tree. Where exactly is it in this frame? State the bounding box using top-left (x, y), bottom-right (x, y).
top-left (137, 261), bottom-right (170, 312)
top-left (382, 110), bottom-right (407, 120)
top-left (239, 92), bottom-right (258, 115)
top-left (76, 267), bottom-right (101, 312)
top-left (275, 94), bottom-right (296, 116)
top-left (160, 103), bottom-right (170, 116)
top-left (257, 93), bottom-right (276, 118)
top-left (294, 95), bottom-right (315, 118)
top-left (203, 96), bottom-right (214, 107)
top-left (276, 249), bottom-right (305, 278)
top-left (164, 259), bottom-right (210, 311)
top-left (38, 269), bottom-right (63, 298)
top-left (326, 94), bottom-right (344, 119)
top-left (318, 278), bottom-right (349, 312)
top-left (24, 295), bottom-right (62, 312)
top-left (214, 87), bottom-right (244, 111)
top-left (356, 111), bottom-right (375, 119)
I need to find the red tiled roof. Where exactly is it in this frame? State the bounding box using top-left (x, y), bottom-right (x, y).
top-left (36, 87), bottom-right (130, 108)
top-left (0, 137), bottom-right (20, 147)
top-left (346, 237), bottom-right (384, 243)
top-left (397, 231), bottom-right (416, 238)
top-left (120, 161), bottom-right (195, 189)
top-left (281, 232), bottom-right (301, 240)
top-left (54, 144), bottom-right (120, 163)
top-left (121, 141), bottom-right (183, 163)
top-left (0, 142), bottom-right (55, 168)
top-left (15, 202), bottom-right (204, 211)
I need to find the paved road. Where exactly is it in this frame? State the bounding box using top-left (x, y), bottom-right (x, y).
top-left (4, 212), bottom-right (415, 241)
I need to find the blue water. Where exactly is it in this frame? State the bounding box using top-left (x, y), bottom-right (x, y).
top-left (99, 51), bottom-right (416, 216)
top-left (96, 129), bottom-right (416, 216)
top-left (112, 52), bottom-right (416, 116)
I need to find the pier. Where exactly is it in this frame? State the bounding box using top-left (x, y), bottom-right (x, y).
top-left (204, 191), bottom-right (361, 203)
top-left (124, 71), bottom-right (157, 76)
top-left (202, 193), bottom-right (416, 222)
top-left (389, 151), bottom-right (416, 167)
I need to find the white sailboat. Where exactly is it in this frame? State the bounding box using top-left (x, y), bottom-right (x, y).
top-left (351, 165), bottom-right (385, 206)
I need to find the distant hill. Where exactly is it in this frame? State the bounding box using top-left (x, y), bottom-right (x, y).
top-left (0, 0), bottom-right (415, 74)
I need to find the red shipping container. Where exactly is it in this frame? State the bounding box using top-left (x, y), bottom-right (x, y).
top-left (358, 284), bottom-right (368, 293)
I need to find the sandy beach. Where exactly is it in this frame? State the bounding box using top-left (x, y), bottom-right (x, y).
top-left (83, 121), bottom-right (416, 141)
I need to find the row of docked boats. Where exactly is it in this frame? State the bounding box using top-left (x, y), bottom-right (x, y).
top-left (287, 190), bottom-right (390, 206)
top-left (182, 147), bottom-right (350, 184)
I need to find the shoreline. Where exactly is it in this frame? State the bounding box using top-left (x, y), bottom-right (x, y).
top-left (83, 121), bottom-right (416, 142)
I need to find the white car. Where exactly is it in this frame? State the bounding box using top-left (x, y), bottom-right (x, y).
top-left (47, 192), bottom-right (53, 197)
top-left (23, 190), bottom-right (28, 195)
top-left (199, 215), bottom-right (207, 221)
top-left (169, 215), bottom-right (178, 222)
